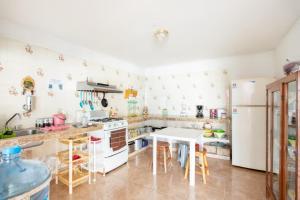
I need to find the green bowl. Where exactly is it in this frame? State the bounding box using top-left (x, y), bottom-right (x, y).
top-left (214, 131), bottom-right (226, 138)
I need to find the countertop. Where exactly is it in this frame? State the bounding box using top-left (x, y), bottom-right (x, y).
top-left (0, 115), bottom-right (230, 148)
top-left (0, 124), bottom-right (103, 149)
top-left (125, 115), bottom-right (230, 124)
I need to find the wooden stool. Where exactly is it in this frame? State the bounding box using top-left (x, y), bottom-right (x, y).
top-left (150, 141), bottom-right (172, 173)
top-left (184, 148), bottom-right (209, 184)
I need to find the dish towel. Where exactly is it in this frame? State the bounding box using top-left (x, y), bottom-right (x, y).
top-left (177, 144), bottom-right (188, 168)
top-left (177, 135), bottom-right (203, 168)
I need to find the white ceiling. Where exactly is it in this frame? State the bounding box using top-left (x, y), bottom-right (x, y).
top-left (0, 0), bottom-right (299, 68)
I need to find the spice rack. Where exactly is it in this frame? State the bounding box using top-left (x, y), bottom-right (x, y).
top-left (55, 134), bottom-right (91, 194)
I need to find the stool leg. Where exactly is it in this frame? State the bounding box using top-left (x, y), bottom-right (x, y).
top-left (184, 155), bottom-right (190, 179)
top-left (163, 148), bottom-right (167, 173)
top-left (167, 147), bottom-right (172, 168)
top-left (200, 154), bottom-right (206, 184)
top-left (204, 154), bottom-right (209, 176)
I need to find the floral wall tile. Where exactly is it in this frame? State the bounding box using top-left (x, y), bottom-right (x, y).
top-left (25, 44), bottom-right (33, 54)
top-left (9, 86), bottom-right (18, 96)
top-left (36, 68), bottom-right (44, 77)
top-left (66, 73), bottom-right (72, 80)
top-left (145, 69), bottom-right (229, 116)
top-left (58, 54), bottom-right (64, 61)
top-left (82, 60), bottom-right (88, 67)
top-left (0, 37), bottom-right (146, 128)
top-left (0, 62), bottom-right (4, 71)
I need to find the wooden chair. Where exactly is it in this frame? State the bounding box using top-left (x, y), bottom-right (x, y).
top-left (184, 146), bottom-right (209, 184)
top-left (149, 141), bottom-right (172, 173)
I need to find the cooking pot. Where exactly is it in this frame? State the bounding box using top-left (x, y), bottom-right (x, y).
top-left (53, 113), bottom-right (66, 126)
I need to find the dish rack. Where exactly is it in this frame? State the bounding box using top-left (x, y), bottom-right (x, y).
top-left (55, 134), bottom-right (91, 194)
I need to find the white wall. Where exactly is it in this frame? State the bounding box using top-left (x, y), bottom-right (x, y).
top-left (275, 18), bottom-right (300, 78)
top-left (0, 37), bottom-right (145, 128)
top-left (1, 16), bottom-right (294, 126)
top-left (144, 51), bottom-right (276, 116)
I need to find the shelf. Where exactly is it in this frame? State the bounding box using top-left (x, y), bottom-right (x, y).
top-left (58, 150), bottom-right (89, 166)
top-left (149, 115), bottom-right (230, 123)
top-left (58, 168), bottom-right (89, 187)
top-left (59, 134), bottom-right (89, 146)
top-left (288, 189), bottom-right (296, 200)
top-left (206, 153), bottom-right (230, 160)
top-left (56, 133), bottom-right (91, 194)
top-left (125, 115), bottom-right (230, 124)
top-left (288, 124), bottom-right (297, 128)
top-left (203, 137), bottom-right (230, 144)
top-left (128, 146), bottom-right (148, 158)
top-left (128, 133), bottom-right (149, 143)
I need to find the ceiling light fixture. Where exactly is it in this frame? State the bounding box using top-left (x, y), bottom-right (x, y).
top-left (154, 28), bottom-right (169, 41)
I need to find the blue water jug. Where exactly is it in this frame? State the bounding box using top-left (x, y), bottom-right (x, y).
top-left (0, 145), bottom-right (51, 200)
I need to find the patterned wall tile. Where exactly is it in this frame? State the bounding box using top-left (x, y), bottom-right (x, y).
top-left (0, 62), bottom-right (4, 71)
top-left (25, 44), bottom-right (33, 54)
top-left (0, 37), bottom-right (146, 127)
top-left (82, 60), bottom-right (88, 67)
top-left (58, 54), bottom-right (64, 61)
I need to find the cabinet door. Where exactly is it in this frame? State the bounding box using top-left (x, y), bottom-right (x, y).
top-left (286, 81), bottom-right (297, 200)
top-left (272, 90), bottom-right (281, 199)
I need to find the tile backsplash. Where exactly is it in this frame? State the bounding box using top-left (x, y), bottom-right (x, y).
top-left (145, 70), bottom-right (229, 117)
top-left (0, 37), bottom-right (145, 128)
top-left (0, 36), bottom-right (276, 128)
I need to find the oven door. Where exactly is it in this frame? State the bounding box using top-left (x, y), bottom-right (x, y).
top-left (104, 128), bottom-right (128, 158)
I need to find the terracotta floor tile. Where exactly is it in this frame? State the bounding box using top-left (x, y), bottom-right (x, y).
top-left (50, 150), bottom-right (266, 200)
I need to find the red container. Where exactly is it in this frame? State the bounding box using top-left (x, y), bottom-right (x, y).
top-left (53, 113), bottom-right (66, 126)
top-left (209, 109), bottom-right (217, 119)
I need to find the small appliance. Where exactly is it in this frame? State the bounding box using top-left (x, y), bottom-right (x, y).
top-left (53, 113), bottom-right (66, 126)
top-left (196, 105), bottom-right (204, 118)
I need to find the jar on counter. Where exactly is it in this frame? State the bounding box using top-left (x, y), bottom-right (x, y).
top-left (43, 118), bottom-right (50, 127)
top-left (35, 119), bottom-right (42, 128)
top-left (48, 118), bottom-right (54, 126)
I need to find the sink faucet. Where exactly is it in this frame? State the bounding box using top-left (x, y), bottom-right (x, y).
top-left (5, 113), bottom-right (21, 130)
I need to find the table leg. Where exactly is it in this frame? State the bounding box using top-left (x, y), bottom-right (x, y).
top-left (169, 139), bottom-right (173, 158)
top-left (153, 136), bottom-right (157, 175)
top-left (189, 141), bottom-right (195, 186)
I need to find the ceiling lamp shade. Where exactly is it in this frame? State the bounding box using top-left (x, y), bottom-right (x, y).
top-left (154, 28), bottom-right (169, 41)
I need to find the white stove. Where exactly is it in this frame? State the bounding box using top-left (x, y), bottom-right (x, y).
top-left (86, 110), bottom-right (128, 175)
top-left (89, 118), bottom-right (128, 130)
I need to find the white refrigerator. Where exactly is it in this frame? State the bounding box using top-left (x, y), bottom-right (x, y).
top-left (231, 78), bottom-right (274, 171)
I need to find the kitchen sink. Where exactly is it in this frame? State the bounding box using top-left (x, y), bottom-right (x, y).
top-left (15, 129), bottom-right (44, 137)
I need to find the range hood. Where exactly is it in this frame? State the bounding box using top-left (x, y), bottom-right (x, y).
top-left (76, 81), bottom-right (123, 93)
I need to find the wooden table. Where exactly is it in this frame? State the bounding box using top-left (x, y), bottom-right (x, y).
top-left (150, 127), bottom-right (203, 186)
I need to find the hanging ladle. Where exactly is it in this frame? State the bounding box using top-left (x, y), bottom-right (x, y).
top-left (101, 93), bottom-right (108, 107)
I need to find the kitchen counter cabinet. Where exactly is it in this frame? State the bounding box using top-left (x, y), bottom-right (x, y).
top-left (0, 125), bottom-right (102, 176)
top-left (0, 124), bottom-right (103, 149)
top-left (125, 115), bottom-right (230, 124)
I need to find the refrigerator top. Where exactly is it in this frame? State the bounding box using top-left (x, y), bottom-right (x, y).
top-left (231, 78), bottom-right (274, 106)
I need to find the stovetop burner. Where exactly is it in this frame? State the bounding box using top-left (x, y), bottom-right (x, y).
top-left (90, 117), bottom-right (124, 123)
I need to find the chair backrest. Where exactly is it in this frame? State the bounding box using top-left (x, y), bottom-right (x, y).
top-left (196, 134), bottom-right (204, 151)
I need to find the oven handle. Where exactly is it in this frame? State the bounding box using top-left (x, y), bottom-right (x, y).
top-left (109, 136), bottom-right (112, 148)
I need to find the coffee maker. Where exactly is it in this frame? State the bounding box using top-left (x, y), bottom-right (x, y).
top-left (196, 105), bottom-right (204, 118)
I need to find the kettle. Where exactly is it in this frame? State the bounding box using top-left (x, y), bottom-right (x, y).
top-left (53, 113), bottom-right (66, 126)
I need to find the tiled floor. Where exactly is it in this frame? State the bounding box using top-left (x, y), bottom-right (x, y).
top-left (50, 149), bottom-right (266, 200)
